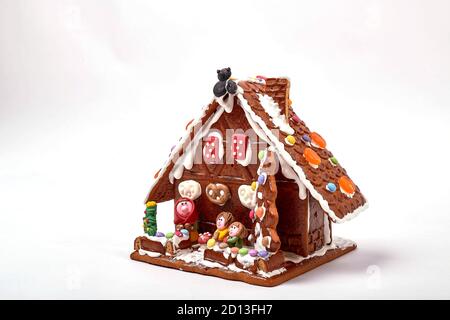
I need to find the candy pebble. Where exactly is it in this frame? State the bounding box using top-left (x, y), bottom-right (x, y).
top-left (258, 150), bottom-right (266, 161)
top-left (258, 250), bottom-right (269, 258)
top-left (302, 134), bottom-right (311, 143)
top-left (207, 238), bottom-right (216, 248)
top-left (231, 247), bottom-right (240, 255)
top-left (175, 230), bottom-right (183, 237)
top-left (284, 135), bottom-right (296, 146)
top-left (239, 248), bottom-right (249, 256)
top-left (249, 210), bottom-right (255, 220)
top-left (256, 207), bottom-right (265, 219)
top-left (257, 173), bottom-right (267, 185)
top-left (180, 229), bottom-right (189, 235)
top-left (249, 249), bottom-right (258, 257)
top-left (155, 232), bottom-right (165, 237)
top-left (326, 183), bottom-right (337, 193)
top-left (310, 132), bottom-right (326, 149)
top-left (329, 156), bottom-right (338, 166)
top-left (303, 147), bottom-right (321, 167)
top-left (251, 181), bottom-right (257, 191)
top-left (165, 232), bottom-right (174, 239)
top-left (291, 114), bottom-right (300, 123)
top-left (338, 176), bottom-right (356, 196)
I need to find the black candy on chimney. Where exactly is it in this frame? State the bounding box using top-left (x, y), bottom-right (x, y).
top-left (213, 67), bottom-right (237, 98)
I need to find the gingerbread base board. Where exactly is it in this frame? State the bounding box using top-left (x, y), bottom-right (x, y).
top-left (130, 243), bottom-right (356, 287)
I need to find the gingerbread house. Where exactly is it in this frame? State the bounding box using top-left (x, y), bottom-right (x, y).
top-left (131, 69), bottom-right (368, 286)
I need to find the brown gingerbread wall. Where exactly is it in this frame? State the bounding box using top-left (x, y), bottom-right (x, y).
top-left (172, 106), bottom-right (312, 255)
top-left (307, 196), bottom-right (328, 254)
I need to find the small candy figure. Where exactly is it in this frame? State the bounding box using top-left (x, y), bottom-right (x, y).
top-left (213, 212), bottom-right (234, 242)
top-left (226, 222), bottom-right (248, 249)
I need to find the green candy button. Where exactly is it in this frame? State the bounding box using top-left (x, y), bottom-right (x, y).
top-left (329, 157), bottom-right (338, 165)
top-left (239, 248), bottom-right (249, 256)
top-left (258, 150), bottom-right (266, 161)
top-left (165, 232), bottom-right (174, 239)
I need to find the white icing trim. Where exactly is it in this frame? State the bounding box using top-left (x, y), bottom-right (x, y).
top-left (257, 94), bottom-right (294, 135)
top-left (215, 93), bottom-right (235, 113)
top-left (257, 267), bottom-right (287, 278)
top-left (283, 236), bottom-right (355, 264)
top-left (138, 249), bottom-right (162, 258)
top-left (237, 93), bottom-right (367, 223)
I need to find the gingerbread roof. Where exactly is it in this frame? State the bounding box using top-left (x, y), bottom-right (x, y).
top-left (145, 77), bottom-right (368, 223)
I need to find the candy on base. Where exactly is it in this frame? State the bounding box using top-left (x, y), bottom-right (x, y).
top-left (207, 238), bottom-right (216, 248)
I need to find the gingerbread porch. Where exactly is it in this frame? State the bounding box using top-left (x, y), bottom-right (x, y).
top-left (130, 68), bottom-right (368, 286)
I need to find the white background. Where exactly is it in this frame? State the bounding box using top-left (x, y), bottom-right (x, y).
top-left (1, 0), bottom-right (450, 299)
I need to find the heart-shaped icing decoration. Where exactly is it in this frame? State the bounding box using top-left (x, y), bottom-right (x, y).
top-left (238, 185), bottom-right (256, 209)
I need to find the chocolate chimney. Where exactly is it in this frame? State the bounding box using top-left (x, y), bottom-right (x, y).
top-left (264, 78), bottom-right (291, 121)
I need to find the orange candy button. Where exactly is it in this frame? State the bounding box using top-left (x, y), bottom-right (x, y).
top-left (338, 176), bottom-right (356, 195)
top-left (303, 147), bottom-right (321, 166)
top-left (310, 132), bottom-right (326, 149)
top-left (256, 207), bottom-right (265, 219)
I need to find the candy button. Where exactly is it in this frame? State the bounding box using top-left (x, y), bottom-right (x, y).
top-left (165, 232), bottom-right (174, 239)
top-left (207, 238), bottom-right (216, 248)
top-left (329, 156), bottom-right (338, 166)
top-left (303, 147), bottom-right (321, 168)
top-left (256, 207), bottom-right (265, 219)
top-left (257, 173), bottom-right (267, 185)
top-left (249, 210), bottom-right (255, 220)
top-left (326, 183), bottom-right (337, 193)
top-left (155, 231), bottom-right (165, 237)
top-left (249, 249), bottom-right (258, 257)
top-left (302, 134), bottom-right (311, 143)
top-left (291, 114), bottom-right (300, 124)
top-left (284, 135), bottom-right (296, 146)
top-left (338, 176), bottom-right (356, 197)
top-left (231, 247), bottom-right (240, 255)
top-left (251, 181), bottom-right (257, 191)
top-left (258, 150), bottom-right (266, 161)
top-left (180, 229), bottom-right (189, 235)
top-left (258, 250), bottom-right (269, 258)
top-left (175, 230), bottom-right (183, 237)
top-left (239, 248), bottom-right (249, 256)
top-left (310, 132), bottom-right (326, 149)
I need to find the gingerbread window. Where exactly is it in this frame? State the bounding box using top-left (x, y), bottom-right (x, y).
top-left (203, 130), bottom-right (224, 164)
top-left (232, 133), bottom-right (249, 161)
